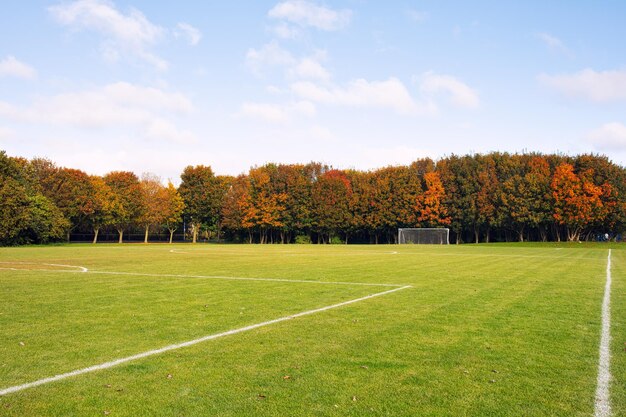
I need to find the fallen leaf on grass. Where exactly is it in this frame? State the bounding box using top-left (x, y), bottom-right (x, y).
top-left (104, 384), bottom-right (112, 388)
top-left (360, 365), bottom-right (368, 369)
top-left (18, 342), bottom-right (24, 346)
top-left (283, 375), bottom-right (291, 380)
top-left (103, 411), bottom-right (110, 415)
top-left (167, 374), bottom-right (173, 379)
top-left (257, 394), bottom-right (266, 400)
top-left (489, 379), bottom-right (496, 383)
top-left (352, 396), bottom-right (358, 402)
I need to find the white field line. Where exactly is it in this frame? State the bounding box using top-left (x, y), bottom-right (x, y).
top-left (0, 285), bottom-right (412, 396)
top-left (1, 266), bottom-right (402, 288)
top-left (594, 249), bottom-right (612, 417)
top-left (85, 270), bottom-right (402, 287)
top-left (0, 262), bottom-right (88, 272)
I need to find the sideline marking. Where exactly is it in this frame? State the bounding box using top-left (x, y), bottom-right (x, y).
top-left (0, 285), bottom-right (412, 396)
top-left (594, 249), bottom-right (612, 417)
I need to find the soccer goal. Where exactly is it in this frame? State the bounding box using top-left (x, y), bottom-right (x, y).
top-left (398, 228), bottom-right (450, 244)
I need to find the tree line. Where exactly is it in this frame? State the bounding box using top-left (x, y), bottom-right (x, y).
top-left (1, 150), bottom-right (625, 245)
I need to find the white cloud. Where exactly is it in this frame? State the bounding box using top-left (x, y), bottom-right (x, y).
top-left (0, 56), bottom-right (37, 80)
top-left (101, 82), bottom-right (193, 112)
top-left (588, 122), bottom-right (626, 151)
top-left (291, 57), bottom-right (330, 81)
top-left (406, 10), bottom-right (429, 23)
top-left (175, 22), bottom-right (202, 46)
top-left (0, 82), bottom-right (195, 143)
top-left (271, 22), bottom-right (301, 39)
top-left (291, 78), bottom-right (433, 115)
top-left (49, 0), bottom-right (168, 70)
top-left (266, 85), bottom-right (283, 94)
top-left (268, 0), bottom-right (351, 31)
top-left (240, 100), bottom-right (316, 123)
top-left (539, 69), bottom-right (626, 102)
top-left (419, 72), bottom-right (480, 109)
top-left (246, 42), bottom-right (331, 81)
top-left (535, 32), bottom-right (570, 55)
top-left (145, 119), bottom-right (196, 144)
top-left (246, 41), bottom-right (296, 75)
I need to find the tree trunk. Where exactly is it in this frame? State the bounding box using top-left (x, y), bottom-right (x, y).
top-left (474, 226), bottom-right (479, 244)
top-left (248, 230), bottom-right (253, 244)
top-left (192, 223), bottom-right (199, 243)
top-left (485, 227), bottom-right (491, 243)
top-left (567, 227), bottom-right (580, 242)
top-left (169, 229), bottom-right (175, 244)
top-left (117, 229), bottom-right (124, 244)
top-left (93, 228), bottom-right (100, 244)
top-left (144, 225), bottom-right (149, 243)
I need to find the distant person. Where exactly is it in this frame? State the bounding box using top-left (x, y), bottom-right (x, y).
top-left (605, 233), bottom-right (609, 242)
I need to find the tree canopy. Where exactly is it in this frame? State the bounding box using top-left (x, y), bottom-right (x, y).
top-left (1, 150), bottom-right (625, 245)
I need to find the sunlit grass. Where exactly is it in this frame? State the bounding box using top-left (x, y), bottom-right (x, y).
top-left (0, 243), bottom-right (620, 416)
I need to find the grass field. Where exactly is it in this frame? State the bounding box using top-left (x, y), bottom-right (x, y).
top-left (0, 243), bottom-right (623, 416)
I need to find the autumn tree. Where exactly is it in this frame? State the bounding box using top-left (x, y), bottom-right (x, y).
top-left (104, 171), bottom-right (142, 243)
top-left (28, 159), bottom-right (95, 240)
top-left (311, 169), bottom-right (352, 243)
top-left (501, 156), bottom-right (552, 241)
top-left (419, 171), bottom-right (450, 227)
top-left (221, 174), bottom-right (255, 243)
top-left (247, 166), bottom-right (287, 244)
top-left (138, 173), bottom-right (165, 243)
top-left (161, 182), bottom-right (185, 243)
top-left (551, 163), bottom-right (605, 241)
top-left (437, 155), bottom-right (481, 243)
top-left (87, 176), bottom-right (116, 244)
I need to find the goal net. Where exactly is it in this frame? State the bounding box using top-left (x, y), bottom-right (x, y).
top-left (398, 228), bottom-right (450, 244)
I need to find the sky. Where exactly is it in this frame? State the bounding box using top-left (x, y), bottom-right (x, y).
top-left (1, 1), bottom-right (626, 182)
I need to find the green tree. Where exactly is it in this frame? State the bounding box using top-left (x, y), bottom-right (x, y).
top-left (179, 165), bottom-right (224, 243)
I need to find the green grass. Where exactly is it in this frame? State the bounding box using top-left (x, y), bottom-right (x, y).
top-left (0, 243), bottom-right (621, 416)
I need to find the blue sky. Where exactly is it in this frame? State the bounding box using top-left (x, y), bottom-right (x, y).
top-left (1, 1), bottom-right (626, 181)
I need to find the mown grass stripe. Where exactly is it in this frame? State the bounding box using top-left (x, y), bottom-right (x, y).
top-left (0, 285), bottom-right (411, 396)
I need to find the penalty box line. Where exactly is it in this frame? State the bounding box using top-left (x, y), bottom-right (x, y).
top-left (0, 285), bottom-right (412, 397)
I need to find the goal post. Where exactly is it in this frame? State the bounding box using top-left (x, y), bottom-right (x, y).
top-left (398, 228), bottom-right (450, 244)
